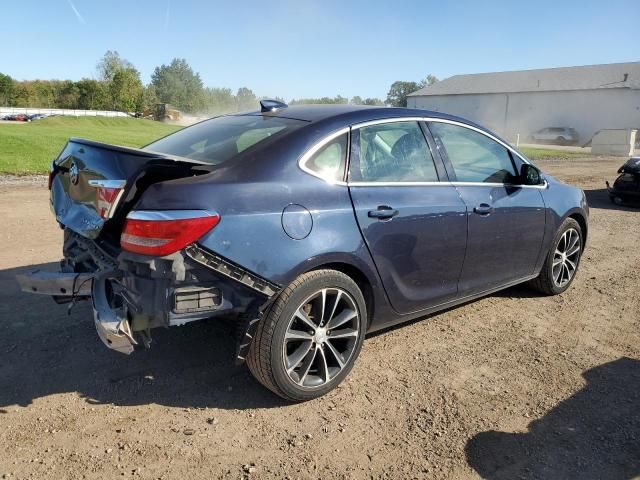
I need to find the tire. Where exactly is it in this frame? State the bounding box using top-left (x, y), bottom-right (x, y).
top-left (246, 269), bottom-right (367, 402)
top-left (530, 218), bottom-right (583, 295)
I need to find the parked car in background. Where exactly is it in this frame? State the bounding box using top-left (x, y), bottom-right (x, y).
top-left (531, 127), bottom-right (579, 146)
top-left (606, 156), bottom-right (640, 206)
top-left (18, 102), bottom-right (589, 401)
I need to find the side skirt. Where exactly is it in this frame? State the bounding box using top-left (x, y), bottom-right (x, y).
top-left (367, 273), bottom-right (540, 334)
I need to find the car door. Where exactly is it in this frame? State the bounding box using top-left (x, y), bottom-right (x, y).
top-left (348, 120), bottom-right (467, 314)
top-left (428, 120), bottom-right (546, 295)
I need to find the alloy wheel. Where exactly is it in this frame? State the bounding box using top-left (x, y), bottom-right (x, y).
top-left (282, 288), bottom-right (360, 388)
top-left (552, 228), bottom-right (581, 287)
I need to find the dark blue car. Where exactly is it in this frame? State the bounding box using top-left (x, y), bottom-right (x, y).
top-left (21, 101), bottom-right (588, 401)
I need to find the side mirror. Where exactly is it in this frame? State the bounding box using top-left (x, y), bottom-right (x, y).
top-left (521, 164), bottom-right (544, 185)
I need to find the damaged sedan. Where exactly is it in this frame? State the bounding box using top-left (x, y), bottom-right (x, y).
top-left (18, 101), bottom-right (589, 401)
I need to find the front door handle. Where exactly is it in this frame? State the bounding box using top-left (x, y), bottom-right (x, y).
top-left (473, 203), bottom-right (494, 215)
top-left (368, 206), bottom-right (399, 220)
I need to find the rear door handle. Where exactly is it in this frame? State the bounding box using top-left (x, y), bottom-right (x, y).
top-left (368, 206), bottom-right (399, 220)
top-left (473, 203), bottom-right (494, 215)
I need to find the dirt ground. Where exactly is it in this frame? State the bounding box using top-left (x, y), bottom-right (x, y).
top-left (0, 157), bottom-right (638, 480)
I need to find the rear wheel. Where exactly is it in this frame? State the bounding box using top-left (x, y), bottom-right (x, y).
top-left (530, 218), bottom-right (583, 295)
top-left (247, 270), bottom-right (366, 401)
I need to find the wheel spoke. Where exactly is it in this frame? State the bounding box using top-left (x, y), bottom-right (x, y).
top-left (327, 308), bottom-right (357, 330)
top-left (324, 340), bottom-right (345, 368)
top-left (294, 308), bottom-right (317, 331)
top-left (565, 257), bottom-right (576, 272)
top-left (317, 347), bottom-right (330, 383)
top-left (567, 231), bottom-right (579, 251)
top-left (296, 347), bottom-right (317, 385)
top-left (318, 289), bottom-right (327, 326)
top-left (326, 290), bottom-right (342, 326)
top-left (285, 329), bottom-right (314, 341)
top-left (552, 257), bottom-right (563, 267)
top-left (567, 244), bottom-right (580, 257)
top-left (553, 263), bottom-right (563, 284)
top-left (328, 328), bottom-right (358, 339)
top-left (561, 263), bottom-right (569, 284)
top-left (286, 340), bottom-right (313, 372)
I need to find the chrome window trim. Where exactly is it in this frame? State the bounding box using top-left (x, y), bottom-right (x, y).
top-left (348, 180), bottom-right (547, 189)
top-left (450, 181), bottom-right (548, 189)
top-left (349, 181), bottom-right (447, 187)
top-left (298, 116), bottom-right (541, 187)
top-left (127, 210), bottom-right (218, 221)
top-left (298, 127), bottom-right (350, 186)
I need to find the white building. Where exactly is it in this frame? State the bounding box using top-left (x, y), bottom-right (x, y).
top-left (407, 62), bottom-right (640, 145)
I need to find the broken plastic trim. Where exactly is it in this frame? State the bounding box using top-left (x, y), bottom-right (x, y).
top-left (92, 272), bottom-right (137, 354)
top-left (184, 244), bottom-right (280, 297)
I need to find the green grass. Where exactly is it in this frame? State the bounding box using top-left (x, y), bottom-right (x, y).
top-left (0, 116), bottom-right (181, 174)
top-left (519, 147), bottom-right (586, 161)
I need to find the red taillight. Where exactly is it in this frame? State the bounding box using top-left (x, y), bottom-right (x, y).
top-left (121, 211), bottom-right (220, 256)
top-left (96, 187), bottom-right (123, 219)
top-left (48, 162), bottom-right (56, 190)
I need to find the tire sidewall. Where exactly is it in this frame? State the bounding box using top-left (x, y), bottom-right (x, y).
top-left (269, 271), bottom-right (367, 401)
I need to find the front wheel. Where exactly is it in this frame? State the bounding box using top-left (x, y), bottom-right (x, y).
top-left (247, 270), bottom-right (367, 402)
top-left (530, 218), bottom-right (583, 295)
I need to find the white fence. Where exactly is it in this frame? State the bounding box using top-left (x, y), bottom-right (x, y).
top-left (0, 107), bottom-right (131, 118)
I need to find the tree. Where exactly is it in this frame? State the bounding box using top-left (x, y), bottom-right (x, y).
top-left (363, 97), bottom-right (385, 106)
top-left (350, 96), bottom-right (363, 105)
top-left (140, 84), bottom-right (158, 112)
top-left (235, 87), bottom-right (256, 111)
top-left (109, 67), bottom-right (143, 112)
top-left (56, 80), bottom-right (81, 109)
top-left (290, 95), bottom-right (349, 105)
top-left (418, 74), bottom-right (438, 89)
top-left (76, 78), bottom-right (111, 110)
top-left (386, 81), bottom-right (420, 107)
top-left (203, 87), bottom-right (235, 114)
top-left (76, 78), bottom-right (108, 110)
top-left (97, 50), bottom-right (134, 82)
top-left (151, 58), bottom-right (204, 113)
top-left (0, 73), bottom-right (14, 106)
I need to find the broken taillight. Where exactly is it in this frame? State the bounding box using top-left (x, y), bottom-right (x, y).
top-left (96, 186), bottom-right (123, 219)
top-left (120, 211), bottom-right (220, 256)
top-left (88, 179), bottom-right (126, 220)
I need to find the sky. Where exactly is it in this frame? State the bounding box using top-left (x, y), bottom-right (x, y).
top-left (1, 0), bottom-right (639, 100)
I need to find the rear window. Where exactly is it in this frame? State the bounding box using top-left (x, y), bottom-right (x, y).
top-left (146, 115), bottom-right (306, 165)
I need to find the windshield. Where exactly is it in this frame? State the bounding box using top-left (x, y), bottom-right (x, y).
top-left (145, 115), bottom-right (306, 165)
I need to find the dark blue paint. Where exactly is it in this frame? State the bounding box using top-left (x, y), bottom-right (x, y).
top-left (454, 185), bottom-right (546, 294)
top-left (349, 184), bottom-right (467, 314)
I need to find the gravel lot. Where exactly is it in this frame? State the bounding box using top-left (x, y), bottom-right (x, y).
top-left (0, 157), bottom-right (638, 479)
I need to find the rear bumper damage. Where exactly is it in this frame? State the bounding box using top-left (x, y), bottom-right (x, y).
top-left (17, 234), bottom-right (280, 359)
top-left (92, 273), bottom-right (137, 354)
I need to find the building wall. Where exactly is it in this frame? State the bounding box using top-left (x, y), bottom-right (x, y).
top-left (408, 89), bottom-right (640, 145)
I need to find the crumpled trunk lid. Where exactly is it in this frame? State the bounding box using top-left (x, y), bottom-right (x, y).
top-left (50, 138), bottom-right (211, 240)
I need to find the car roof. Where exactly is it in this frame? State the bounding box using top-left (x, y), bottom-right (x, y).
top-left (238, 104), bottom-right (465, 125)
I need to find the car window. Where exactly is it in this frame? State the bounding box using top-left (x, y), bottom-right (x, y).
top-left (351, 121), bottom-right (439, 182)
top-left (303, 133), bottom-right (348, 182)
top-left (429, 122), bottom-right (518, 184)
top-left (146, 115), bottom-right (305, 165)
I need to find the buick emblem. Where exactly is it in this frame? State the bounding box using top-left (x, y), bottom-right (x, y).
top-left (69, 162), bottom-right (79, 185)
